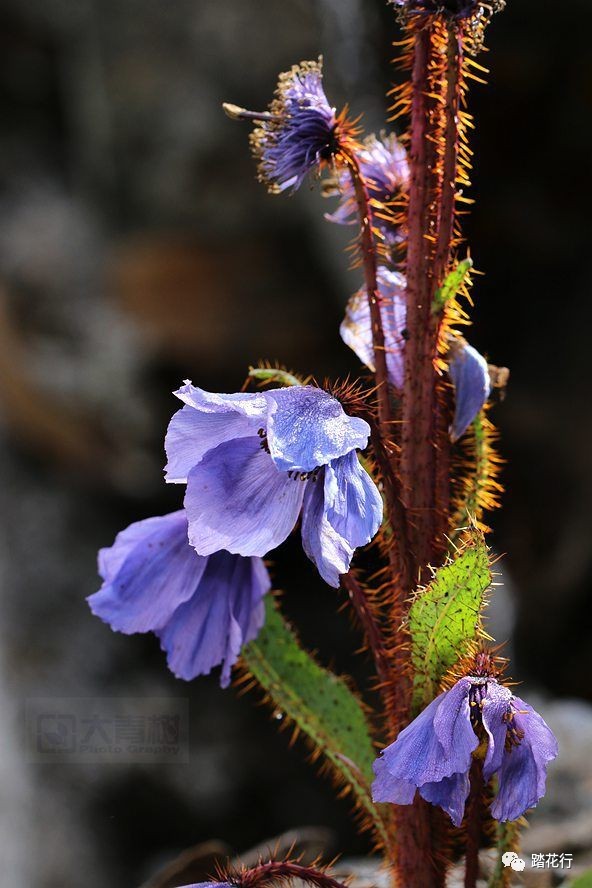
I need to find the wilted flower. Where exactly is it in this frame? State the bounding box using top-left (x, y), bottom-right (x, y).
top-left (325, 133), bottom-right (409, 242)
top-left (340, 267), bottom-right (407, 389)
top-left (165, 384), bottom-right (383, 588)
top-left (239, 58), bottom-right (357, 194)
top-left (88, 510), bottom-right (270, 687)
top-left (390, 0), bottom-right (482, 20)
top-left (340, 270), bottom-right (490, 435)
top-left (448, 338), bottom-right (491, 441)
top-left (372, 673), bottom-right (558, 825)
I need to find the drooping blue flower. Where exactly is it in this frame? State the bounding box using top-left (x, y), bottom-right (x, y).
top-left (88, 510), bottom-right (270, 687)
top-left (165, 383), bottom-right (383, 588)
top-left (448, 339), bottom-right (492, 441)
top-left (372, 675), bottom-right (558, 826)
top-left (340, 267), bottom-right (407, 390)
top-left (340, 270), bottom-right (490, 435)
top-left (326, 133), bottom-right (409, 242)
top-left (249, 58), bottom-right (356, 194)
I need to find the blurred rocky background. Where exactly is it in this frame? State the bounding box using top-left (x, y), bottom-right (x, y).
top-left (0, 1), bottom-right (591, 886)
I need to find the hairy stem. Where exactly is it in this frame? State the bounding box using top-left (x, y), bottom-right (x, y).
top-left (433, 29), bottom-right (462, 288)
top-left (235, 861), bottom-right (349, 888)
top-left (343, 151), bottom-right (394, 441)
top-left (394, 23), bottom-right (461, 888)
top-left (400, 24), bottom-right (440, 578)
top-left (341, 572), bottom-right (391, 688)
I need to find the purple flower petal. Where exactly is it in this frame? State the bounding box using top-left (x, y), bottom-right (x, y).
top-left (165, 383), bottom-right (266, 483)
top-left (340, 267), bottom-right (407, 389)
top-left (372, 683), bottom-right (478, 809)
top-left (185, 436), bottom-right (305, 557)
top-left (264, 386), bottom-right (370, 473)
top-left (420, 772), bottom-right (471, 828)
top-left (301, 473), bottom-right (353, 588)
top-left (90, 511), bottom-right (207, 633)
top-left (448, 343), bottom-right (491, 442)
top-left (326, 133), bottom-right (409, 240)
top-left (177, 883), bottom-right (233, 888)
top-left (323, 450), bottom-right (383, 549)
top-left (158, 551), bottom-right (270, 687)
top-left (372, 754), bottom-right (417, 805)
top-left (491, 697), bottom-right (558, 821)
top-left (432, 676), bottom-right (478, 758)
top-left (481, 680), bottom-right (513, 780)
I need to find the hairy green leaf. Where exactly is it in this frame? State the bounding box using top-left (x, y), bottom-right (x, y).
top-left (408, 529), bottom-right (491, 711)
top-left (242, 597), bottom-right (389, 845)
top-left (248, 367), bottom-right (301, 387)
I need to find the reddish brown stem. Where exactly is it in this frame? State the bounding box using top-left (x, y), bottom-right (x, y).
top-left (343, 151), bottom-right (394, 441)
top-left (433, 29), bottom-right (462, 288)
top-left (464, 760), bottom-right (485, 888)
top-left (236, 861), bottom-right (348, 888)
top-left (400, 24), bottom-right (440, 578)
top-left (366, 418), bottom-right (412, 591)
top-left (393, 23), bottom-right (462, 888)
top-left (434, 378), bottom-right (454, 549)
top-left (341, 572), bottom-right (391, 689)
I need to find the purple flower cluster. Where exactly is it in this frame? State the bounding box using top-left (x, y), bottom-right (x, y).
top-left (340, 268), bottom-right (491, 439)
top-left (251, 59), bottom-right (349, 193)
top-left (372, 674), bottom-right (558, 825)
top-left (326, 133), bottom-right (409, 243)
top-left (90, 383), bottom-right (382, 684)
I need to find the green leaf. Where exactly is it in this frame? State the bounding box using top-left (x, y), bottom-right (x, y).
top-left (432, 256), bottom-right (473, 313)
top-left (408, 529), bottom-right (491, 711)
top-left (242, 597), bottom-right (389, 845)
top-left (569, 872), bottom-right (592, 888)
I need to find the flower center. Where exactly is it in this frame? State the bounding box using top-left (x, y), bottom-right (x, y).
top-left (258, 428), bottom-right (321, 481)
top-left (258, 428), bottom-right (271, 454)
top-left (503, 709), bottom-right (525, 751)
top-left (287, 468), bottom-right (321, 482)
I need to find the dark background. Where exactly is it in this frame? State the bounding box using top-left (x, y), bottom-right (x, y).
top-left (0, 1), bottom-right (590, 886)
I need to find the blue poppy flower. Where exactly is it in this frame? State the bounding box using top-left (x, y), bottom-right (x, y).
top-left (326, 133), bottom-right (409, 243)
top-left (249, 58), bottom-right (355, 194)
top-left (165, 383), bottom-right (383, 588)
top-left (89, 510), bottom-right (270, 687)
top-left (372, 675), bottom-right (558, 826)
